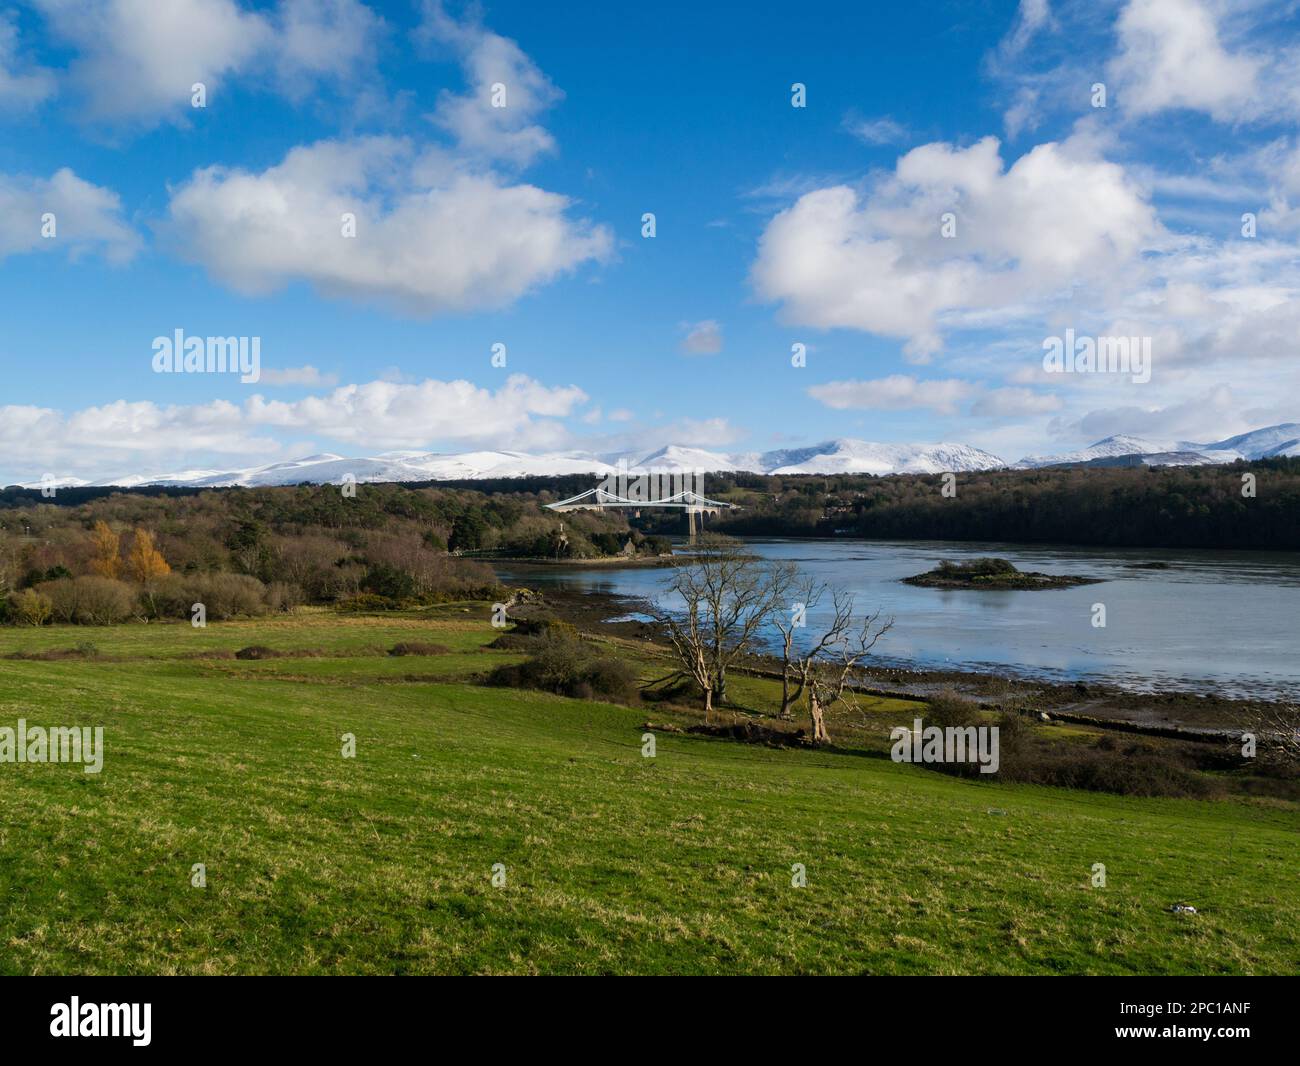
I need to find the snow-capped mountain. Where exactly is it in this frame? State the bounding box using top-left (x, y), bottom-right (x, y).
top-left (1200, 424), bottom-right (1300, 459)
top-left (1014, 435), bottom-right (1177, 468)
top-left (1017, 423), bottom-right (1300, 468)
top-left (620, 445), bottom-right (749, 473)
top-left (94, 451), bottom-right (623, 488)
top-left (607, 440), bottom-right (1005, 476)
top-left (759, 440), bottom-right (1004, 475)
top-left (15, 424), bottom-right (1296, 488)
top-left (21, 439), bottom-right (1003, 488)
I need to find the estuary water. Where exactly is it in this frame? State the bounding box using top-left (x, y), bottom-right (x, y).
top-left (494, 538), bottom-right (1300, 700)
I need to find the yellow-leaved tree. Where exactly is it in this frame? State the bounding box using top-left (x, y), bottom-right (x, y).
top-left (126, 529), bottom-right (171, 583)
top-left (89, 520), bottom-right (122, 578)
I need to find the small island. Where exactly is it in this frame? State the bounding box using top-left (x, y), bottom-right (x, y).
top-left (903, 557), bottom-right (1102, 590)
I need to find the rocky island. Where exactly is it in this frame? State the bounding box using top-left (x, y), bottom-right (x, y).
top-left (903, 557), bottom-right (1102, 590)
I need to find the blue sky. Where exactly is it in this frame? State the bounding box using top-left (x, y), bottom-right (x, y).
top-left (2, 0), bottom-right (1299, 482)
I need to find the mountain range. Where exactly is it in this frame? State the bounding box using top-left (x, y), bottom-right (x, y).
top-left (16, 424), bottom-right (1298, 489)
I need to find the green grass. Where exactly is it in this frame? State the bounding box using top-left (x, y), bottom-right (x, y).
top-left (0, 611), bottom-right (1297, 974)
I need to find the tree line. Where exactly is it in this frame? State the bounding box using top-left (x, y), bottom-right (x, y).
top-left (0, 482), bottom-right (666, 625)
top-left (696, 459), bottom-right (1300, 550)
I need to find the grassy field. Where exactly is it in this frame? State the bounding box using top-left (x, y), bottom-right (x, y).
top-left (1, 607), bottom-right (1297, 975)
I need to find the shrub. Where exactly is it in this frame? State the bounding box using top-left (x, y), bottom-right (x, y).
top-left (509, 617), bottom-right (579, 641)
top-left (487, 632), bottom-right (538, 651)
top-left (265, 581), bottom-right (303, 613)
top-left (336, 592), bottom-right (398, 612)
top-left (922, 689), bottom-right (983, 729)
top-left (485, 634), bottom-right (640, 703)
top-left (580, 657), bottom-right (639, 701)
top-left (199, 573), bottom-right (268, 619)
top-left (388, 641), bottom-right (451, 656)
top-left (921, 714), bottom-right (1219, 798)
top-left (39, 576), bottom-right (137, 625)
top-left (361, 563), bottom-right (417, 601)
top-left (10, 588), bottom-right (53, 626)
top-left (149, 572), bottom-right (268, 621)
top-left (234, 645), bottom-right (279, 660)
top-left (937, 557), bottom-right (1018, 577)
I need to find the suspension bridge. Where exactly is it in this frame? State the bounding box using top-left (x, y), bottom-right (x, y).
top-left (546, 487), bottom-right (733, 539)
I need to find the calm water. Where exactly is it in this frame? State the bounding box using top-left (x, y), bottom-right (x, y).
top-left (495, 539), bottom-right (1300, 700)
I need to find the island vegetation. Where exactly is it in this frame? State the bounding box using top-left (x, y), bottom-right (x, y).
top-left (902, 557), bottom-right (1101, 590)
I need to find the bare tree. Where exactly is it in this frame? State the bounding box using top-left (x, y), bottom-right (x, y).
top-left (651, 535), bottom-right (794, 717)
top-left (1233, 702), bottom-right (1300, 767)
top-left (773, 577), bottom-right (854, 720)
top-left (798, 602), bottom-right (893, 745)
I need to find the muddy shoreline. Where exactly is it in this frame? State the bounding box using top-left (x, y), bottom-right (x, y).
top-left (501, 577), bottom-right (1285, 735)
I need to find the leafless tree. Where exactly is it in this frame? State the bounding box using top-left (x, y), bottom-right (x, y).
top-left (786, 599), bottom-right (892, 745)
top-left (651, 534), bottom-right (795, 717)
top-left (773, 577), bottom-right (851, 720)
top-left (1233, 702), bottom-right (1300, 767)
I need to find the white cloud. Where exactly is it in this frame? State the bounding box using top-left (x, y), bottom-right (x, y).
top-left (417, 0), bottom-right (559, 166)
top-left (1002, 86), bottom-right (1041, 139)
top-left (0, 167), bottom-right (139, 262)
top-left (0, 10), bottom-right (55, 110)
top-left (970, 386), bottom-right (1063, 417)
top-left (680, 319), bottom-right (723, 354)
top-left (163, 136), bottom-right (611, 313)
top-left (0, 374), bottom-right (591, 482)
top-left (244, 374), bottom-right (587, 448)
top-left (1057, 385), bottom-right (1245, 444)
top-left (844, 115), bottom-right (907, 145)
top-left (996, 0), bottom-right (1055, 61)
top-left (752, 133), bottom-right (1162, 360)
top-left (274, 0), bottom-right (385, 98)
top-left (807, 376), bottom-right (975, 415)
top-left (32, 0), bottom-right (384, 127)
top-left (1108, 0), bottom-right (1262, 122)
top-left (34, 0), bottom-right (273, 125)
top-left (258, 365), bottom-right (339, 387)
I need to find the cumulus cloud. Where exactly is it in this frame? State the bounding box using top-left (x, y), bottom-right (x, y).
top-left (1054, 385), bottom-right (1246, 444)
top-left (32, 0), bottom-right (384, 127)
top-left (680, 319), bottom-right (723, 354)
top-left (0, 167), bottom-right (139, 262)
top-left (416, 0), bottom-right (559, 166)
top-left (0, 10), bottom-right (55, 110)
top-left (274, 0), bottom-right (385, 98)
top-left (34, 0), bottom-right (272, 124)
top-left (163, 136), bottom-right (611, 313)
top-left (156, 5), bottom-right (610, 313)
top-left (0, 373), bottom-right (591, 482)
top-left (752, 133), bottom-right (1162, 360)
top-left (244, 374), bottom-right (587, 447)
top-left (1108, 0), bottom-right (1262, 122)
